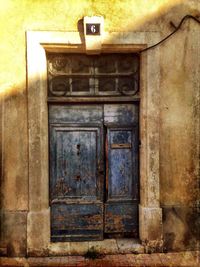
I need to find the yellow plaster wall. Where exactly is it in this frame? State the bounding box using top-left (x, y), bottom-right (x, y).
top-left (0, 0), bottom-right (198, 93)
top-left (0, 0), bottom-right (199, 254)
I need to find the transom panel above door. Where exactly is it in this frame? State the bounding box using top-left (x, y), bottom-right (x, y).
top-left (49, 104), bottom-right (139, 241)
top-left (47, 53), bottom-right (139, 97)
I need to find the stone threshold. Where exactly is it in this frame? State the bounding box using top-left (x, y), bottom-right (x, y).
top-left (0, 251), bottom-right (199, 267)
top-left (47, 238), bottom-right (144, 256)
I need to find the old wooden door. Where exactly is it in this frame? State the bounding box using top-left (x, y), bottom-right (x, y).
top-left (49, 104), bottom-right (139, 241)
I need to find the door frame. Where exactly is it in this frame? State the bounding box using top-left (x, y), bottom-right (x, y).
top-left (26, 30), bottom-right (163, 255)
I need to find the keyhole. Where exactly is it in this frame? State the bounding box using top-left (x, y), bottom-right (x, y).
top-left (77, 144), bottom-right (80, 149)
top-left (77, 144), bottom-right (80, 156)
top-left (76, 175), bottom-right (81, 181)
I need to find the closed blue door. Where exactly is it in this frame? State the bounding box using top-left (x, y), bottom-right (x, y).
top-left (49, 104), bottom-right (139, 241)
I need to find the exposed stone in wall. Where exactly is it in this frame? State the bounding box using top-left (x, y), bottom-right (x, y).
top-left (0, 90), bottom-right (28, 211)
top-left (163, 206), bottom-right (200, 251)
top-left (0, 211), bottom-right (27, 256)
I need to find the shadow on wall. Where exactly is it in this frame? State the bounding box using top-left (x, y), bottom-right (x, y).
top-left (0, 0), bottom-right (199, 256)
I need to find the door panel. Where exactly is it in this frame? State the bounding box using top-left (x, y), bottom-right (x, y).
top-left (107, 129), bottom-right (133, 200)
top-left (49, 105), bottom-right (104, 241)
top-left (104, 203), bottom-right (138, 234)
top-left (51, 203), bottom-right (103, 242)
top-left (104, 104), bottom-right (139, 236)
top-left (104, 104), bottom-right (139, 125)
top-left (50, 127), bottom-right (101, 200)
top-left (49, 104), bottom-right (103, 124)
top-left (105, 127), bottom-right (138, 235)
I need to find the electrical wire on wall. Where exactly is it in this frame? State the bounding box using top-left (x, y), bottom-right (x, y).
top-left (120, 15), bottom-right (200, 96)
top-left (140, 15), bottom-right (200, 53)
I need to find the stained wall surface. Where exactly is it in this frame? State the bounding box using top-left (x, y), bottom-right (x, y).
top-left (0, 0), bottom-right (199, 256)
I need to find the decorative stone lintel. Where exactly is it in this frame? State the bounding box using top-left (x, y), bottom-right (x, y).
top-left (139, 205), bottom-right (163, 252)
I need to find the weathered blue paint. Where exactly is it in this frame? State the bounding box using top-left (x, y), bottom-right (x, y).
top-left (105, 203), bottom-right (138, 234)
top-left (49, 105), bottom-right (104, 241)
top-left (50, 127), bottom-right (101, 200)
top-left (49, 104), bottom-right (139, 241)
top-left (49, 104), bottom-right (103, 124)
top-left (51, 203), bottom-right (103, 242)
top-left (104, 104), bottom-right (139, 125)
top-left (108, 129), bottom-right (133, 199)
top-left (105, 125), bottom-right (139, 235)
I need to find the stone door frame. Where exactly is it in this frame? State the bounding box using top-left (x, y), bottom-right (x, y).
top-left (26, 30), bottom-right (163, 255)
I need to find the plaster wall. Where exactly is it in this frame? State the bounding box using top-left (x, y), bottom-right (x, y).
top-left (0, 0), bottom-right (199, 256)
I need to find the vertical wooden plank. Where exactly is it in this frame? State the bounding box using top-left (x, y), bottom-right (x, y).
top-left (104, 104), bottom-right (139, 236)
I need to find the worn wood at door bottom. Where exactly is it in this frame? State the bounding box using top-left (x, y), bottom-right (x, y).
top-left (51, 203), bottom-right (103, 242)
top-left (104, 203), bottom-right (138, 236)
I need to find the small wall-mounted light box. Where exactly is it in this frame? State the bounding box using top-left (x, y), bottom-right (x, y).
top-left (83, 16), bottom-right (104, 54)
